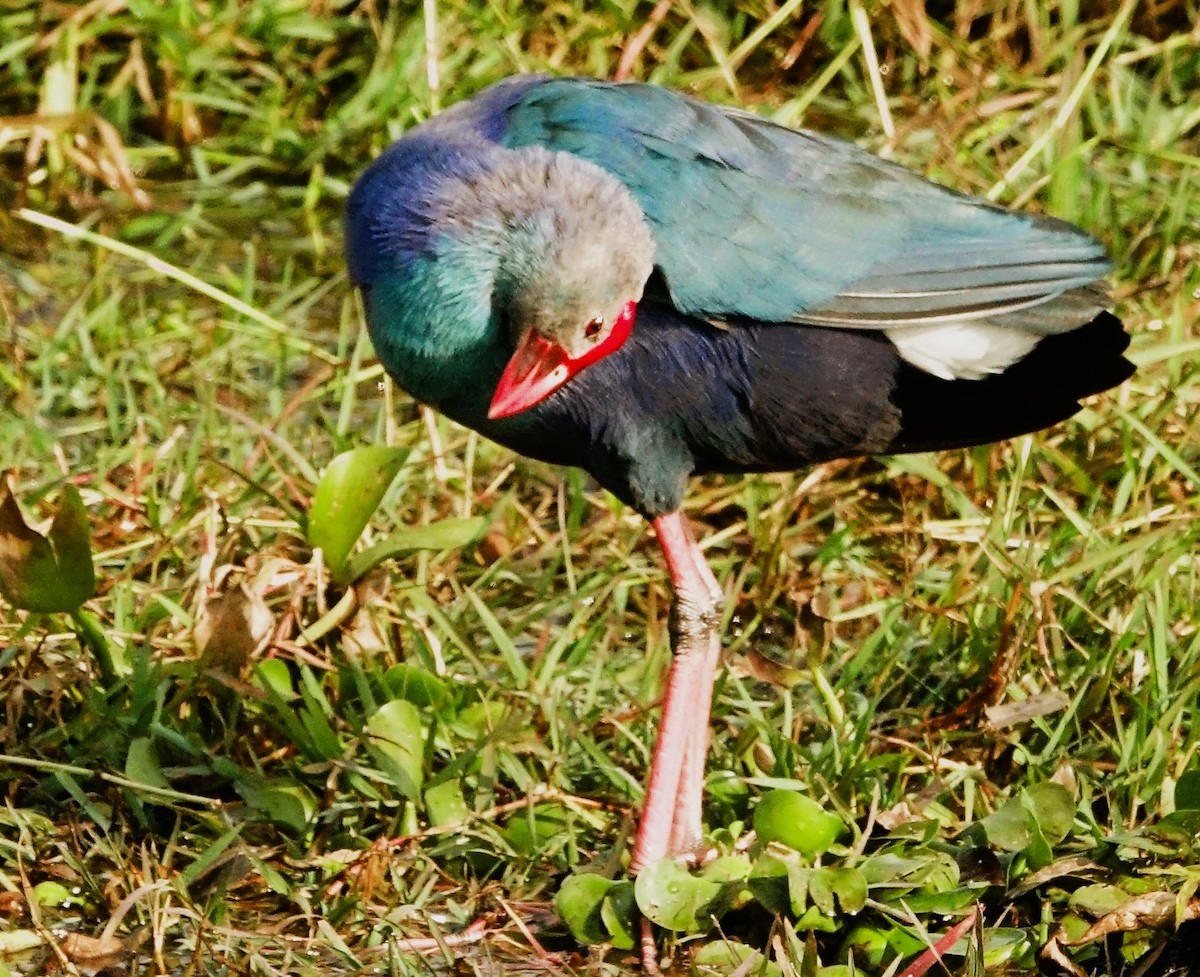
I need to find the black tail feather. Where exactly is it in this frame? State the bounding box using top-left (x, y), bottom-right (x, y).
top-left (887, 311), bottom-right (1133, 454)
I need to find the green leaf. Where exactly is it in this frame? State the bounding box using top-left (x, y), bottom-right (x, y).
top-left (847, 923), bottom-right (927, 966)
top-left (635, 858), bottom-right (724, 933)
top-left (307, 446), bottom-right (408, 583)
top-left (809, 867), bottom-right (837, 915)
top-left (1175, 770), bottom-right (1200, 810)
top-left (124, 737), bottom-right (169, 791)
top-left (747, 850), bottom-right (792, 915)
top-left (903, 886), bottom-right (980, 913)
top-left (424, 778), bottom-right (470, 827)
top-left (555, 874), bottom-right (613, 945)
top-left (382, 663), bottom-right (451, 711)
top-left (254, 659), bottom-right (296, 699)
top-left (250, 783), bottom-right (317, 834)
top-left (235, 775), bottom-right (318, 835)
top-left (793, 904), bottom-right (840, 932)
top-left (1069, 883), bottom-right (1131, 916)
top-left (701, 854), bottom-right (751, 884)
top-left (1153, 809), bottom-right (1200, 840)
top-left (827, 866), bottom-right (868, 913)
top-left (504, 804), bottom-right (571, 857)
top-left (980, 928), bottom-right (1028, 967)
top-left (981, 783), bottom-right (1074, 858)
top-left (0, 480), bottom-right (95, 613)
top-left (693, 940), bottom-right (783, 977)
top-left (860, 850), bottom-right (933, 884)
top-left (341, 516), bottom-right (487, 585)
top-left (1021, 782), bottom-right (1075, 845)
top-left (1022, 811), bottom-right (1055, 870)
top-left (753, 789), bottom-right (844, 857)
top-left (32, 881), bottom-right (80, 908)
top-left (787, 861), bottom-right (812, 916)
top-left (600, 881), bottom-right (637, 950)
top-left (364, 699), bottom-right (425, 800)
top-left (979, 796), bottom-right (1036, 852)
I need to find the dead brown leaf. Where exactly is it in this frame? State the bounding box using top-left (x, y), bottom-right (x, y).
top-left (61, 931), bottom-right (125, 968)
top-left (985, 689), bottom-right (1070, 729)
top-left (891, 0), bottom-right (933, 60)
top-left (1063, 891), bottom-right (1200, 945)
top-left (194, 583), bottom-right (273, 674)
top-left (1040, 933), bottom-right (1087, 977)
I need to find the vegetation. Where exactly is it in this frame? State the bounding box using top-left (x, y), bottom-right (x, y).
top-left (1, 1), bottom-right (1198, 974)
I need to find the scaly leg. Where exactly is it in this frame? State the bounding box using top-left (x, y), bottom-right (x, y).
top-left (630, 512), bottom-right (724, 872)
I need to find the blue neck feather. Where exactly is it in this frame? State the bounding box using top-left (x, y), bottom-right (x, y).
top-left (346, 136), bottom-right (516, 425)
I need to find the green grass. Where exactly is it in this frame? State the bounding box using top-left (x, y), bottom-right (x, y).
top-left (1, 1), bottom-right (1199, 974)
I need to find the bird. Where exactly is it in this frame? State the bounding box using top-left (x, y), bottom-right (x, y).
top-left (344, 75), bottom-right (1133, 874)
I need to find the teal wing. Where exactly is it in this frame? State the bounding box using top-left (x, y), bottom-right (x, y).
top-left (496, 77), bottom-right (1110, 332)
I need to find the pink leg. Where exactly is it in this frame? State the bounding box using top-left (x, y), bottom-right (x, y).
top-left (670, 628), bottom-right (720, 853)
top-left (630, 512), bottom-right (724, 872)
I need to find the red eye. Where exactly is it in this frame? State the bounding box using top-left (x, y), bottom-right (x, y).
top-left (584, 315), bottom-right (604, 340)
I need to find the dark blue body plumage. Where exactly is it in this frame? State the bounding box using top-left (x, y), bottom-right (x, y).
top-left (345, 76), bottom-right (1132, 517)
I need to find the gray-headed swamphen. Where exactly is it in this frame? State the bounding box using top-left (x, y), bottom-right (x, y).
top-left (345, 76), bottom-right (1133, 873)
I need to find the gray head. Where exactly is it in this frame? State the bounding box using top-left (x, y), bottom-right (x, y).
top-left (492, 148), bottom-right (655, 358)
top-left (433, 147), bottom-right (655, 417)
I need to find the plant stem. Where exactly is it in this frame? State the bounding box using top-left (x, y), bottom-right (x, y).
top-left (70, 607), bottom-right (125, 684)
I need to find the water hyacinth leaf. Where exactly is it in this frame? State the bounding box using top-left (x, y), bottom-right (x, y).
top-left (635, 857), bottom-right (724, 933)
top-left (364, 699), bottom-right (425, 800)
top-left (753, 789), bottom-right (845, 857)
top-left (600, 881), bottom-right (637, 951)
top-left (0, 480), bottom-right (95, 613)
top-left (342, 515), bottom-right (488, 585)
top-left (555, 874), bottom-right (614, 945)
top-left (307, 446), bottom-right (408, 584)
